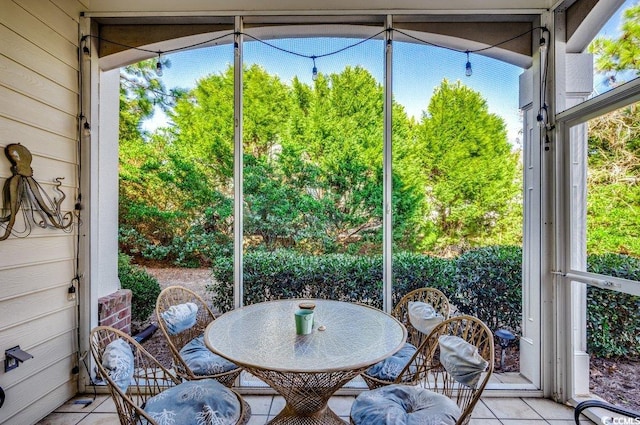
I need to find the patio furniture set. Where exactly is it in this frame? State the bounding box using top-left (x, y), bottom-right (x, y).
top-left (90, 286), bottom-right (496, 425)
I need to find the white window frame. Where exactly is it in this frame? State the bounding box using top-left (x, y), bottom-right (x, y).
top-left (554, 77), bottom-right (640, 405)
top-left (83, 13), bottom-right (546, 395)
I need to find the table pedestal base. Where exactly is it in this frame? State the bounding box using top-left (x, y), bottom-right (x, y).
top-left (269, 405), bottom-right (346, 425)
top-left (247, 368), bottom-right (365, 425)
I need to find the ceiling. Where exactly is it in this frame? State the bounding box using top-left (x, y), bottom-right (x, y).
top-left (86, 0), bottom-right (623, 71)
top-left (87, 0), bottom-right (575, 14)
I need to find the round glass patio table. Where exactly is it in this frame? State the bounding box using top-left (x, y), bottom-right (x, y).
top-left (205, 299), bottom-right (407, 425)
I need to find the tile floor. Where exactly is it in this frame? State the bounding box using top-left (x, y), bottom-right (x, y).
top-left (36, 393), bottom-right (597, 424)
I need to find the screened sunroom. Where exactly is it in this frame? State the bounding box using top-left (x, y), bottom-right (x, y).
top-left (0, 1), bottom-right (638, 424)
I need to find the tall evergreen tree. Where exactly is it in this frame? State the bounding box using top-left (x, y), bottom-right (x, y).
top-left (415, 80), bottom-right (519, 253)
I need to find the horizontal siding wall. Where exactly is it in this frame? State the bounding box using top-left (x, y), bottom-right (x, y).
top-left (0, 1), bottom-right (85, 424)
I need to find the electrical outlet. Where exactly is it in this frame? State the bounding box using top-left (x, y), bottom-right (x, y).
top-left (4, 356), bottom-right (18, 372)
top-left (5, 346), bottom-right (34, 372)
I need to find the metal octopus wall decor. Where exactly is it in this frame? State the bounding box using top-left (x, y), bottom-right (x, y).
top-left (1, 143), bottom-right (73, 241)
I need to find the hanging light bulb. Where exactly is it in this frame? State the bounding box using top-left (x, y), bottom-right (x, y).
top-left (156, 53), bottom-right (163, 77)
top-left (539, 36), bottom-right (547, 55)
top-left (537, 104), bottom-right (548, 128)
top-left (465, 51), bottom-right (472, 77)
top-left (80, 36), bottom-right (91, 60)
top-left (312, 57), bottom-right (318, 81)
top-left (82, 121), bottom-right (91, 137)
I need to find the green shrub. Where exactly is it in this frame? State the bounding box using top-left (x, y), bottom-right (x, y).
top-left (209, 250), bottom-right (455, 313)
top-left (210, 251), bottom-right (383, 312)
top-left (391, 252), bottom-right (456, 304)
top-left (119, 212), bottom-right (233, 268)
top-left (586, 253), bottom-right (640, 358)
top-left (117, 253), bottom-right (161, 327)
top-left (454, 246), bottom-right (522, 334)
top-left (209, 247), bottom-right (639, 359)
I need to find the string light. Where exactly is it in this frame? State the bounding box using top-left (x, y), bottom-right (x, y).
top-left (311, 57), bottom-right (318, 81)
top-left (86, 25), bottom-right (548, 85)
top-left (155, 53), bottom-right (163, 76)
top-left (536, 104), bottom-right (548, 128)
top-left (538, 27), bottom-right (550, 129)
top-left (539, 35), bottom-right (547, 54)
top-left (80, 35), bottom-right (91, 61)
top-left (82, 121), bottom-right (91, 137)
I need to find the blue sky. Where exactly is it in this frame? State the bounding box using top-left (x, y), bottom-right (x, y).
top-left (142, 0), bottom-right (635, 146)
top-left (145, 37), bottom-right (525, 145)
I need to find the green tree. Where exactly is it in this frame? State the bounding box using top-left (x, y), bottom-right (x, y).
top-left (585, 3), bottom-right (640, 258)
top-left (415, 80), bottom-right (519, 253)
top-left (119, 61), bottom-right (226, 264)
top-left (588, 4), bottom-right (640, 79)
top-left (169, 65), bottom-right (235, 183)
top-left (286, 67), bottom-right (386, 252)
top-left (586, 104), bottom-right (640, 256)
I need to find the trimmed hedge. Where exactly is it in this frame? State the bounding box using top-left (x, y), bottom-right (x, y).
top-left (209, 250), bottom-right (454, 313)
top-left (454, 246), bottom-right (523, 334)
top-left (208, 247), bottom-right (639, 358)
top-left (210, 251), bottom-right (383, 312)
top-left (391, 252), bottom-right (456, 305)
top-left (586, 253), bottom-right (640, 358)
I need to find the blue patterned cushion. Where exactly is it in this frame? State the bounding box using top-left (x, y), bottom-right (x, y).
top-left (351, 385), bottom-right (461, 425)
top-left (143, 379), bottom-right (241, 425)
top-left (180, 336), bottom-right (238, 376)
top-left (439, 335), bottom-right (489, 388)
top-left (161, 302), bottom-right (198, 335)
top-left (102, 338), bottom-right (134, 393)
top-left (365, 343), bottom-right (417, 382)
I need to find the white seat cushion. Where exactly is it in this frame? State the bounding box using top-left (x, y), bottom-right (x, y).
top-left (439, 335), bottom-right (489, 388)
top-left (408, 301), bottom-right (444, 335)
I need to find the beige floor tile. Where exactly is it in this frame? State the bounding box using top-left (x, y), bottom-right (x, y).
top-left (40, 393), bottom-right (603, 424)
top-left (471, 400), bottom-right (497, 418)
top-left (90, 397), bottom-right (116, 413)
top-left (469, 419), bottom-right (502, 425)
top-left (523, 397), bottom-right (575, 420)
top-left (53, 395), bottom-right (110, 413)
top-left (244, 395), bottom-right (274, 415)
top-left (76, 412), bottom-right (120, 424)
top-left (269, 396), bottom-right (286, 416)
top-left (328, 395), bottom-right (355, 416)
top-left (246, 414), bottom-right (270, 425)
top-left (491, 372), bottom-right (531, 384)
top-left (482, 397), bottom-right (543, 420)
top-left (36, 412), bottom-right (88, 425)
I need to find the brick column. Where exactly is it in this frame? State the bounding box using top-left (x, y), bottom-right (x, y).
top-left (98, 289), bottom-right (132, 334)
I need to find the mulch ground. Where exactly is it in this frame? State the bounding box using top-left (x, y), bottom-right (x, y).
top-left (139, 267), bottom-right (640, 412)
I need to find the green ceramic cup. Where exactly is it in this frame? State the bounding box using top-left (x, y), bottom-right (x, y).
top-left (295, 309), bottom-right (314, 335)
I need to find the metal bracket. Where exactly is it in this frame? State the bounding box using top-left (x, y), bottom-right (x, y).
top-left (4, 346), bottom-right (33, 372)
